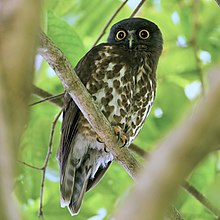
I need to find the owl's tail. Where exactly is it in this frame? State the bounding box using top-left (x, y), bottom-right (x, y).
top-left (60, 154), bottom-right (91, 216)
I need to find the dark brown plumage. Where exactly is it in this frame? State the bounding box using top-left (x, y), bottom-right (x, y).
top-left (57, 17), bottom-right (163, 215)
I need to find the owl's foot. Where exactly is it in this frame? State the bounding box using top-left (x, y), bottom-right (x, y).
top-left (114, 126), bottom-right (128, 147)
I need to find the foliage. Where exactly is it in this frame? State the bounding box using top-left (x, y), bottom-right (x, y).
top-left (16, 0), bottom-right (220, 219)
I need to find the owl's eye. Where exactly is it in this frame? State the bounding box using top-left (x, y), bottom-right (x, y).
top-left (116, 30), bottom-right (127, 40)
top-left (139, 29), bottom-right (150, 39)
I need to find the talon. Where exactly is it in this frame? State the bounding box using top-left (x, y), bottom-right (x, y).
top-left (113, 126), bottom-right (128, 147)
top-left (114, 126), bottom-right (121, 142)
top-left (96, 136), bottom-right (104, 143)
top-left (114, 126), bottom-right (121, 134)
top-left (120, 134), bottom-right (128, 147)
top-left (104, 147), bottom-right (109, 153)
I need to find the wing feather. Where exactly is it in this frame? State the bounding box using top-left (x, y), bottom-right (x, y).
top-left (57, 43), bottom-right (113, 214)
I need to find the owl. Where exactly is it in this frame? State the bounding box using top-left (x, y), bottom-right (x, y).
top-left (57, 17), bottom-right (163, 215)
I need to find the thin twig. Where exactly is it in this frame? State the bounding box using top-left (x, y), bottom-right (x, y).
top-left (29, 92), bottom-right (64, 107)
top-left (130, 0), bottom-right (146, 18)
top-left (92, 0), bottom-right (128, 47)
top-left (31, 86), bottom-right (63, 107)
top-left (32, 85), bottom-right (64, 107)
top-left (182, 180), bottom-right (220, 219)
top-left (17, 160), bottom-right (43, 170)
top-left (38, 110), bottom-right (62, 219)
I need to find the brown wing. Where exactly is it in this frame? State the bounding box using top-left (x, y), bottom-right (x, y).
top-left (56, 44), bottom-right (104, 175)
top-left (56, 93), bottom-right (80, 176)
top-left (57, 43), bottom-right (114, 213)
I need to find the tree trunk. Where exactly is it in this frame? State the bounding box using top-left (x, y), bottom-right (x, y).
top-left (0, 0), bottom-right (41, 219)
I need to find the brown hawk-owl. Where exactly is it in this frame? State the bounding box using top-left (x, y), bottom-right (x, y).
top-left (57, 17), bottom-right (163, 215)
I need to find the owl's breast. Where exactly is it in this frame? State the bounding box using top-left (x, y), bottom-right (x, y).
top-left (84, 45), bottom-right (156, 145)
top-left (86, 60), bottom-right (132, 125)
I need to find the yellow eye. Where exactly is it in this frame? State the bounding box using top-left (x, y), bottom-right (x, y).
top-left (139, 29), bottom-right (150, 39)
top-left (116, 30), bottom-right (127, 40)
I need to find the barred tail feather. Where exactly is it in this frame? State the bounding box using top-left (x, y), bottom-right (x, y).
top-left (60, 154), bottom-right (91, 215)
top-left (60, 156), bottom-right (77, 208)
top-left (68, 168), bottom-right (91, 215)
top-left (60, 167), bottom-right (75, 208)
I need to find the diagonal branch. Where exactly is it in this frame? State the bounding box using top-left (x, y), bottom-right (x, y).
top-left (182, 180), bottom-right (220, 218)
top-left (38, 31), bottom-right (141, 180)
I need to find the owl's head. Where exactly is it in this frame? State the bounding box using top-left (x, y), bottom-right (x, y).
top-left (107, 18), bottom-right (163, 54)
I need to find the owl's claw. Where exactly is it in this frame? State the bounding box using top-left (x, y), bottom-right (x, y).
top-left (104, 147), bottom-right (110, 153)
top-left (121, 134), bottom-right (128, 147)
top-left (96, 136), bottom-right (104, 143)
top-left (97, 136), bottom-right (110, 152)
top-left (114, 126), bottom-right (128, 147)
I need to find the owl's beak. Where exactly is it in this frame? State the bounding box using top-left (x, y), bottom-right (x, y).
top-left (128, 31), bottom-right (135, 49)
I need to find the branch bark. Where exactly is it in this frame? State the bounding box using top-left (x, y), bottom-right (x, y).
top-left (116, 64), bottom-right (220, 220)
top-left (0, 0), bottom-right (41, 219)
top-left (38, 31), bottom-right (141, 180)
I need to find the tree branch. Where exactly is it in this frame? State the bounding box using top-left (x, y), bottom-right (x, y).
top-left (116, 63), bottom-right (220, 220)
top-left (38, 31), bottom-right (141, 180)
top-left (182, 180), bottom-right (220, 219)
top-left (129, 143), bottom-right (148, 157)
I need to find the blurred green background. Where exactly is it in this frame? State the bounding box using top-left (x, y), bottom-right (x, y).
top-left (16, 0), bottom-right (220, 219)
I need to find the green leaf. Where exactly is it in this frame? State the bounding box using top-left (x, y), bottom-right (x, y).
top-left (45, 0), bottom-right (75, 16)
top-left (47, 10), bottom-right (86, 67)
